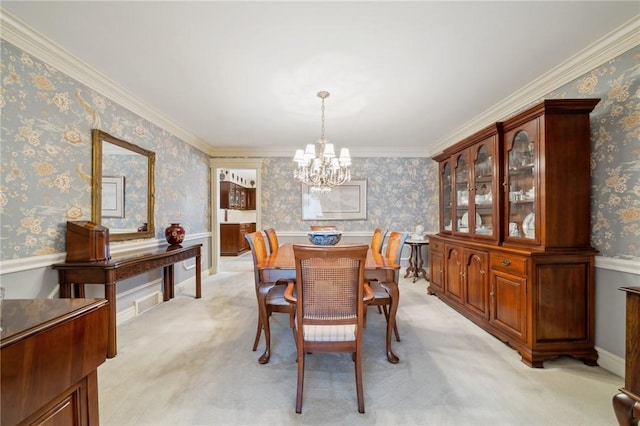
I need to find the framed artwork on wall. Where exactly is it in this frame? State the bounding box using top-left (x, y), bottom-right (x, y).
top-left (101, 176), bottom-right (125, 218)
top-left (302, 179), bottom-right (367, 220)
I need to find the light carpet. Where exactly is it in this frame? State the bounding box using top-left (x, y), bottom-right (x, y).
top-left (98, 257), bottom-right (622, 425)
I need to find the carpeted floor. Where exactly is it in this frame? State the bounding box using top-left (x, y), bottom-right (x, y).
top-left (98, 257), bottom-right (622, 425)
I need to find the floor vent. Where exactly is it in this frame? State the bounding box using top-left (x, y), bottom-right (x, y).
top-left (134, 292), bottom-right (161, 316)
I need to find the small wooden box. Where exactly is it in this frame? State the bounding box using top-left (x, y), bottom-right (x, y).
top-left (65, 221), bottom-right (110, 262)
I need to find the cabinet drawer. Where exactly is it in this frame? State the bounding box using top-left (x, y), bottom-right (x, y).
top-left (430, 239), bottom-right (443, 253)
top-left (490, 253), bottom-right (528, 275)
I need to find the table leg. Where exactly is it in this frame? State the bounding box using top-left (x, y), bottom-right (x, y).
top-left (58, 272), bottom-right (72, 298)
top-left (404, 245), bottom-right (416, 279)
top-left (169, 265), bottom-right (175, 298)
top-left (380, 281), bottom-right (400, 364)
top-left (195, 253), bottom-right (202, 299)
top-left (105, 282), bottom-right (117, 358)
top-left (163, 266), bottom-right (171, 302)
top-left (416, 246), bottom-right (427, 281)
top-left (74, 283), bottom-right (86, 297)
top-left (257, 283), bottom-right (275, 364)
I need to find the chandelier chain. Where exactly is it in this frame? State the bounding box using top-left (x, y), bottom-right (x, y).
top-left (320, 96), bottom-right (325, 141)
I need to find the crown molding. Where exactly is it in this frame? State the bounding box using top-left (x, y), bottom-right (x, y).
top-left (427, 14), bottom-right (640, 157)
top-left (0, 9), bottom-right (214, 155)
top-left (208, 146), bottom-right (430, 158)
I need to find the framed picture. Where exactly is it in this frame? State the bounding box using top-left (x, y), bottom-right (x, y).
top-left (102, 176), bottom-right (125, 218)
top-left (302, 179), bottom-right (367, 220)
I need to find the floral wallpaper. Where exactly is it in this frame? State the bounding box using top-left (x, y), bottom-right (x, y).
top-left (547, 46), bottom-right (639, 261)
top-left (261, 157), bottom-right (440, 234)
top-left (0, 40), bottom-right (210, 260)
top-left (0, 36), bottom-right (638, 263)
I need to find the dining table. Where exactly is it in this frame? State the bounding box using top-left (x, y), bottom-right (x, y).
top-left (257, 242), bottom-right (402, 364)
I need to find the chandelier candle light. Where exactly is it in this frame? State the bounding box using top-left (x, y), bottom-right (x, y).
top-left (293, 91), bottom-right (351, 192)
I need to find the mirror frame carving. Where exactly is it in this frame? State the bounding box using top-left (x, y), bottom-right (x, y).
top-left (91, 129), bottom-right (156, 241)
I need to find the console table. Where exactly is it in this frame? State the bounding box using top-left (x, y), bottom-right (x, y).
top-left (1, 298), bottom-right (108, 426)
top-left (404, 239), bottom-right (429, 282)
top-left (613, 286), bottom-right (640, 426)
top-left (52, 244), bottom-right (202, 358)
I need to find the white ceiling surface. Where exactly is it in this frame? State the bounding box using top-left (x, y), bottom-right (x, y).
top-left (2, 2), bottom-right (638, 158)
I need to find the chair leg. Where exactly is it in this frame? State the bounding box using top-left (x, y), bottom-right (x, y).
top-left (295, 352), bottom-right (305, 413)
top-left (355, 349), bottom-right (365, 413)
top-left (377, 305), bottom-right (383, 314)
top-left (363, 306), bottom-right (368, 327)
top-left (252, 318), bottom-right (262, 351)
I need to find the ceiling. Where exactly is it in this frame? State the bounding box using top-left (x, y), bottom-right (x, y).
top-left (2, 2), bottom-right (638, 158)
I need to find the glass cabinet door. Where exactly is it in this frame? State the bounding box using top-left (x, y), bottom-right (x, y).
top-left (441, 161), bottom-right (452, 232)
top-left (472, 142), bottom-right (494, 237)
top-left (230, 185), bottom-right (236, 208)
top-left (505, 120), bottom-right (537, 242)
top-left (453, 153), bottom-right (470, 234)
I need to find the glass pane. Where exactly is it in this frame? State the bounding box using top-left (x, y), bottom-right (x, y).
top-left (455, 154), bottom-right (469, 234)
top-left (474, 144), bottom-right (493, 236)
top-left (507, 131), bottom-right (536, 239)
top-left (442, 162), bottom-right (452, 231)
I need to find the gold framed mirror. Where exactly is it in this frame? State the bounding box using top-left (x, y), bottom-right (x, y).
top-left (91, 129), bottom-right (155, 241)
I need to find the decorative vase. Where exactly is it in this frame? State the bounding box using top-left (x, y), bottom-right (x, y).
top-left (165, 223), bottom-right (185, 245)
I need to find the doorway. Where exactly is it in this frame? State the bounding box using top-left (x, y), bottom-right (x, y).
top-left (209, 158), bottom-right (263, 274)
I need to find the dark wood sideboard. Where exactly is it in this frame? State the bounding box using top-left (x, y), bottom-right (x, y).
top-left (1, 298), bottom-right (108, 426)
top-left (52, 244), bottom-right (202, 358)
top-left (613, 286), bottom-right (640, 426)
top-left (220, 222), bottom-right (255, 255)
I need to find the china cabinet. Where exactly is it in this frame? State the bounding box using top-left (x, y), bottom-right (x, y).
top-left (220, 181), bottom-right (251, 210)
top-left (220, 222), bottom-right (256, 255)
top-left (429, 99), bottom-right (600, 367)
top-left (246, 187), bottom-right (256, 210)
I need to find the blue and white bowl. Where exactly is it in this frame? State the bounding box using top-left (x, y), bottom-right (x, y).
top-left (307, 231), bottom-right (342, 246)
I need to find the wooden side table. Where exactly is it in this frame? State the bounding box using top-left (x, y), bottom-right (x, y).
top-left (404, 239), bottom-right (429, 282)
top-left (613, 286), bottom-right (640, 426)
top-left (53, 244), bottom-right (202, 358)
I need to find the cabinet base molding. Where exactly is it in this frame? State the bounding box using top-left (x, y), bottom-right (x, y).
top-left (429, 280), bottom-right (598, 368)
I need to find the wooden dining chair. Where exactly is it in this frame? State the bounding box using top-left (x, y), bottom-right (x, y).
top-left (370, 228), bottom-right (387, 254)
top-left (245, 231), bottom-right (292, 364)
top-left (367, 231), bottom-right (409, 342)
top-left (370, 228), bottom-right (388, 315)
top-left (284, 244), bottom-right (374, 414)
top-left (263, 227), bottom-right (279, 254)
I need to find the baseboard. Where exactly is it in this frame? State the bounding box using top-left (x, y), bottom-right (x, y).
top-left (596, 346), bottom-right (625, 378)
top-left (115, 275), bottom-right (201, 326)
top-left (117, 305), bottom-right (137, 325)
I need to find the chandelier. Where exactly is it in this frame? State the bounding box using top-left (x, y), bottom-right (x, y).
top-left (293, 91), bottom-right (351, 192)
